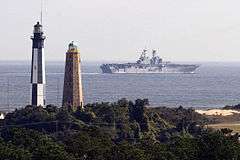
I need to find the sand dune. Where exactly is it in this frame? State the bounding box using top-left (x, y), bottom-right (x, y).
top-left (195, 109), bottom-right (240, 116)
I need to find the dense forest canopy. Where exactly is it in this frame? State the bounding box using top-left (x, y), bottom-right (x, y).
top-left (0, 99), bottom-right (239, 160)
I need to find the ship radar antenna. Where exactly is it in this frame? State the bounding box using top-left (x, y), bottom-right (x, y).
top-left (152, 49), bottom-right (157, 57)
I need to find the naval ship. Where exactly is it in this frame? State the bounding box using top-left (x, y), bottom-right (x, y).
top-left (100, 50), bottom-right (200, 74)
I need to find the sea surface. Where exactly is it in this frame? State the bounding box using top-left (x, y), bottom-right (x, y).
top-left (1, 61), bottom-right (240, 112)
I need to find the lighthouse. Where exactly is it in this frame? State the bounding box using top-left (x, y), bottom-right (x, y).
top-left (62, 42), bottom-right (84, 110)
top-left (30, 22), bottom-right (46, 106)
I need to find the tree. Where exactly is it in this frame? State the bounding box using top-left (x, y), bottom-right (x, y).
top-left (169, 134), bottom-right (200, 160)
top-left (63, 132), bottom-right (113, 160)
top-left (110, 142), bottom-right (147, 160)
top-left (0, 140), bottom-right (31, 160)
top-left (1, 128), bottom-right (74, 160)
top-left (198, 130), bottom-right (240, 160)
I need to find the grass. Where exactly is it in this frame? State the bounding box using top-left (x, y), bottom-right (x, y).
top-left (207, 122), bottom-right (240, 133)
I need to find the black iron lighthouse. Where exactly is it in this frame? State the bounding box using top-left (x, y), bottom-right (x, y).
top-left (30, 22), bottom-right (46, 106)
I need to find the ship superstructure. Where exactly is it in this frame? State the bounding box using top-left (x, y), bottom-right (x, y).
top-left (30, 22), bottom-right (46, 106)
top-left (100, 50), bottom-right (200, 74)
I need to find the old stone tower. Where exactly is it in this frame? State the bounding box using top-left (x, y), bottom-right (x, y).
top-left (62, 42), bottom-right (83, 110)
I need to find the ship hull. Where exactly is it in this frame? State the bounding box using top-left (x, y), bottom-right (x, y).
top-left (100, 63), bottom-right (200, 74)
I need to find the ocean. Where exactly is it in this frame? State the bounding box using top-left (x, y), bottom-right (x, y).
top-left (1, 61), bottom-right (240, 112)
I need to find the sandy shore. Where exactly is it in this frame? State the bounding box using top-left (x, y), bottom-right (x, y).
top-left (195, 109), bottom-right (240, 116)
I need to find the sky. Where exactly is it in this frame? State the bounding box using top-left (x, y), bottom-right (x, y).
top-left (1, 0), bottom-right (240, 62)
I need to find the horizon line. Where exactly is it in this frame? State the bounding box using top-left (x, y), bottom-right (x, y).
top-left (2, 60), bottom-right (240, 63)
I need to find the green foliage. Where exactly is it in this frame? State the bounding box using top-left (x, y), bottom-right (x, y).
top-left (152, 106), bottom-right (208, 127)
top-left (63, 131), bottom-right (113, 160)
top-left (74, 109), bottom-right (95, 123)
top-left (169, 134), bottom-right (200, 160)
top-left (198, 130), bottom-right (240, 160)
top-left (1, 128), bottom-right (74, 160)
top-left (129, 99), bottom-right (150, 132)
top-left (111, 142), bottom-right (147, 160)
top-left (5, 106), bottom-right (55, 125)
top-left (137, 139), bottom-right (176, 160)
top-left (0, 140), bottom-right (31, 160)
top-left (1, 99), bottom-right (240, 159)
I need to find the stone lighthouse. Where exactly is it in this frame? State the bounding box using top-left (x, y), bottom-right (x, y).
top-left (62, 42), bottom-right (84, 110)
